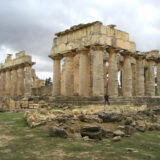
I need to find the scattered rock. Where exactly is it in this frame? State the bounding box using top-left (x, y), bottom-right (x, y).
top-left (117, 126), bottom-right (125, 131)
top-left (55, 114), bottom-right (73, 123)
top-left (49, 126), bottom-right (68, 138)
top-left (81, 125), bottom-right (102, 140)
top-left (81, 125), bottom-right (101, 132)
top-left (125, 125), bottom-right (136, 136)
top-left (136, 121), bottom-right (146, 132)
top-left (113, 130), bottom-right (125, 137)
top-left (113, 136), bottom-right (121, 142)
top-left (126, 148), bottom-right (138, 153)
top-left (98, 110), bottom-right (123, 122)
top-left (125, 117), bottom-right (133, 125)
top-left (77, 114), bottom-right (86, 122)
top-left (101, 129), bottom-right (114, 138)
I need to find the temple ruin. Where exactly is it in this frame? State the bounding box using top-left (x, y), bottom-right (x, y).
top-left (0, 51), bottom-right (44, 97)
top-left (0, 21), bottom-right (160, 108)
top-left (49, 21), bottom-right (160, 105)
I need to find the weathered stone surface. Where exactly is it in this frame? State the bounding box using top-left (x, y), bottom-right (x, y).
top-left (108, 48), bottom-right (118, 97)
top-left (101, 129), bottom-right (114, 138)
top-left (49, 126), bottom-right (68, 138)
top-left (55, 114), bottom-right (73, 123)
top-left (122, 55), bottom-right (132, 97)
top-left (125, 125), bottom-right (136, 135)
top-left (81, 125), bottom-right (101, 132)
top-left (113, 136), bottom-right (121, 142)
top-left (113, 130), bottom-right (125, 137)
top-left (136, 121), bottom-right (146, 132)
top-left (81, 125), bottom-right (102, 140)
top-left (98, 110), bottom-right (123, 122)
top-left (125, 117), bottom-right (133, 125)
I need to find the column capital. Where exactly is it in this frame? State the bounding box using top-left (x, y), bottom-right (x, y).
top-left (52, 56), bottom-right (63, 60)
top-left (62, 50), bottom-right (75, 57)
top-left (120, 51), bottom-right (135, 57)
top-left (5, 68), bottom-right (12, 72)
top-left (76, 47), bottom-right (89, 54)
top-left (90, 44), bottom-right (105, 51)
top-left (133, 52), bottom-right (146, 60)
top-left (106, 46), bottom-right (118, 54)
top-left (18, 64), bottom-right (25, 69)
top-left (146, 57), bottom-right (156, 65)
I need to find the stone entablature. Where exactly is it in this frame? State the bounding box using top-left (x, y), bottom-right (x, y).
top-left (50, 21), bottom-right (136, 57)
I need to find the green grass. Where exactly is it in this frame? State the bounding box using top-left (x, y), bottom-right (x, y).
top-left (0, 112), bottom-right (160, 160)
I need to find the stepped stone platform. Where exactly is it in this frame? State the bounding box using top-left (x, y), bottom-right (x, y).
top-left (109, 96), bottom-right (160, 106)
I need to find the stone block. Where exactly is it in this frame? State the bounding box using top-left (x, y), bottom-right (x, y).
top-left (115, 30), bottom-right (129, 41)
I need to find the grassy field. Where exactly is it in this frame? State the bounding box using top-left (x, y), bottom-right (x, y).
top-left (0, 112), bottom-right (160, 160)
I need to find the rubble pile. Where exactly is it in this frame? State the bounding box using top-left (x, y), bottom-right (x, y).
top-left (24, 105), bottom-right (160, 140)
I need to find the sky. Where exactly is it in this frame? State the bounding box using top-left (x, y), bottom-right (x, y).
top-left (0, 0), bottom-right (160, 80)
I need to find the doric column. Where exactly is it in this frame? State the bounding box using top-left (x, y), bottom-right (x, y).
top-left (0, 72), bottom-right (2, 96)
top-left (5, 69), bottom-right (11, 96)
top-left (157, 60), bottom-right (160, 96)
top-left (145, 59), bottom-right (155, 96)
top-left (61, 60), bottom-right (66, 95)
top-left (25, 64), bottom-right (32, 96)
top-left (1, 71), bottom-right (6, 96)
top-left (11, 68), bottom-right (18, 96)
top-left (73, 54), bottom-right (80, 96)
top-left (135, 55), bottom-right (145, 96)
top-left (91, 45), bottom-right (104, 97)
top-left (17, 65), bottom-right (25, 96)
top-left (52, 57), bottom-right (61, 96)
top-left (122, 53), bottom-right (132, 97)
top-left (103, 60), bottom-right (107, 94)
top-left (78, 48), bottom-right (90, 97)
top-left (107, 47), bottom-right (118, 97)
top-left (64, 54), bottom-right (74, 96)
top-left (132, 64), bottom-right (136, 96)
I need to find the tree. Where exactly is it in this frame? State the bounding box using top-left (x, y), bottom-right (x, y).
top-left (45, 77), bottom-right (52, 86)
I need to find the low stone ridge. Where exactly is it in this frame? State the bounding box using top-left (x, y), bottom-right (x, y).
top-left (98, 110), bottom-right (123, 122)
top-left (24, 105), bottom-right (160, 141)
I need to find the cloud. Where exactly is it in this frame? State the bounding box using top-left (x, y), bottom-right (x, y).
top-left (0, 0), bottom-right (160, 79)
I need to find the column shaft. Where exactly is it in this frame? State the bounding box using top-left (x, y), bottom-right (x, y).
top-left (73, 54), bottom-right (79, 95)
top-left (122, 55), bottom-right (132, 97)
top-left (0, 72), bottom-right (2, 96)
top-left (136, 58), bottom-right (145, 96)
top-left (79, 51), bottom-right (89, 96)
top-left (1, 71), bottom-right (6, 96)
top-left (25, 65), bottom-right (32, 96)
top-left (91, 46), bottom-right (104, 97)
top-left (132, 64), bottom-right (136, 96)
top-left (103, 61), bottom-right (107, 94)
top-left (64, 56), bottom-right (74, 96)
top-left (17, 66), bottom-right (25, 96)
top-left (108, 48), bottom-right (118, 97)
top-left (145, 61), bottom-right (155, 96)
top-left (11, 69), bottom-right (18, 96)
top-left (157, 63), bottom-right (160, 96)
top-left (5, 69), bottom-right (11, 96)
top-left (53, 58), bottom-right (61, 96)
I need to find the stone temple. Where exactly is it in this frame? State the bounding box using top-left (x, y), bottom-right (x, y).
top-left (0, 51), bottom-right (44, 97)
top-left (49, 21), bottom-right (160, 105)
top-left (0, 21), bottom-right (160, 109)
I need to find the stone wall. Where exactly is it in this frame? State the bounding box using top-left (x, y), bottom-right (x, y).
top-left (32, 85), bottom-right (52, 96)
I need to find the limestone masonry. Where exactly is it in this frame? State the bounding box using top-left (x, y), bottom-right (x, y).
top-left (1, 21), bottom-right (160, 108)
top-left (49, 21), bottom-right (160, 104)
top-left (0, 51), bottom-right (44, 97)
